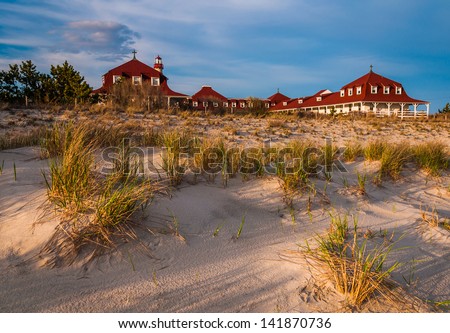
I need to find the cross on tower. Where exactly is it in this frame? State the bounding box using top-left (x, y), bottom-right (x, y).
top-left (370, 64), bottom-right (373, 72)
top-left (132, 50), bottom-right (137, 59)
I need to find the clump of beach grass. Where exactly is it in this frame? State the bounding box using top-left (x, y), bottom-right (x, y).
top-left (364, 139), bottom-right (387, 161)
top-left (43, 123), bottom-right (95, 212)
top-left (413, 141), bottom-right (449, 176)
top-left (343, 141), bottom-right (363, 162)
top-left (41, 122), bottom-right (156, 267)
top-left (378, 142), bottom-right (411, 180)
top-left (303, 212), bottom-right (400, 307)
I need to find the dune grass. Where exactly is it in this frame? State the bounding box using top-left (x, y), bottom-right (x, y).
top-left (304, 212), bottom-right (400, 307)
top-left (413, 141), bottom-right (449, 176)
top-left (378, 142), bottom-right (411, 180)
top-left (41, 122), bottom-right (156, 266)
top-left (364, 139), bottom-right (387, 161)
top-left (43, 123), bottom-right (95, 212)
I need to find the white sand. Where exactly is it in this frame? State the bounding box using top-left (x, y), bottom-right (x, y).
top-left (0, 115), bottom-right (449, 313)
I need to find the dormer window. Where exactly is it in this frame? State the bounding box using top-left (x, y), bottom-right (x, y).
top-left (356, 86), bottom-right (362, 95)
top-left (371, 86), bottom-right (378, 94)
top-left (193, 101), bottom-right (198, 107)
top-left (396, 87), bottom-right (402, 95)
top-left (223, 102), bottom-right (229, 107)
top-left (213, 102), bottom-right (218, 107)
top-left (283, 101), bottom-right (288, 106)
top-left (340, 89), bottom-right (345, 97)
top-left (151, 77), bottom-right (160, 86)
top-left (348, 88), bottom-right (353, 96)
top-left (298, 99), bottom-right (303, 104)
top-left (231, 102), bottom-right (237, 108)
top-left (265, 103), bottom-right (270, 108)
top-left (132, 76), bottom-right (141, 85)
top-left (240, 102), bottom-right (246, 108)
top-left (384, 86), bottom-right (390, 94)
top-left (113, 75), bottom-right (122, 84)
top-left (203, 102), bottom-right (208, 107)
top-left (316, 97), bottom-right (322, 102)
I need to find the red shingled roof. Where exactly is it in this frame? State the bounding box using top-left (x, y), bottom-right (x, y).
top-left (299, 70), bottom-right (427, 109)
top-left (267, 91), bottom-right (290, 105)
top-left (192, 86), bottom-right (228, 102)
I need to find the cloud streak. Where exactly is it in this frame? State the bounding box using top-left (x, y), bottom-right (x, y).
top-left (53, 20), bottom-right (140, 61)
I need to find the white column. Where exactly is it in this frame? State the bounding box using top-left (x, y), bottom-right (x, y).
top-left (401, 103), bottom-right (405, 120)
top-left (387, 103), bottom-right (392, 117)
top-left (414, 103), bottom-right (418, 118)
top-left (373, 102), bottom-right (378, 115)
top-left (426, 103), bottom-right (430, 118)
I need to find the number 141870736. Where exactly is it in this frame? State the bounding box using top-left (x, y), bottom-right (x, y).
top-left (261, 317), bottom-right (331, 329)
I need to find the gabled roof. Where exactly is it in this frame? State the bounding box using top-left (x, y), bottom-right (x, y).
top-left (192, 86), bottom-right (228, 102)
top-left (298, 70), bottom-right (428, 108)
top-left (267, 91), bottom-right (290, 104)
top-left (104, 58), bottom-right (164, 79)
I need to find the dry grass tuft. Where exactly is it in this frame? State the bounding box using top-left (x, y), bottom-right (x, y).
top-left (304, 212), bottom-right (400, 307)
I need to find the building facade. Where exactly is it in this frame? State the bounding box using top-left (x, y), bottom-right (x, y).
top-left (269, 68), bottom-right (429, 118)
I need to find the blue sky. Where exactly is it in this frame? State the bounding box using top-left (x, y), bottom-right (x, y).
top-left (1, 0), bottom-right (449, 111)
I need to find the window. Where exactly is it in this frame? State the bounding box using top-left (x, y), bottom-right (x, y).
top-left (113, 75), bottom-right (122, 84)
top-left (371, 86), bottom-right (378, 94)
top-left (265, 103), bottom-right (270, 108)
top-left (231, 102), bottom-right (237, 108)
top-left (396, 87), bottom-right (402, 95)
top-left (213, 102), bottom-right (218, 107)
top-left (384, 86), bottom-right (390, 94)
top-left (340, 90), bottom-right (345, 97)
top-left (283, 101), bottom-right (288, 106)
top-left (356, 86), bottom-right (362, 95)
top-left (203, 102), bottom-right (208, 107)
top-left (193, 101), bottom-right (198, 107)
top-left (298, 99), bottom-right (303, 104)
top-left (151, 77), bottom-right (160, 86)
top-left (132, 76), bottom-right (141, 85)
top-left (316, 97), bottom-right (322, 102)
top-left (348, 88), bottom-right (353, 96)
top-left (240, 102), bottom-right (246, 108)
top-left (223, 102), bottom-right (229, 107)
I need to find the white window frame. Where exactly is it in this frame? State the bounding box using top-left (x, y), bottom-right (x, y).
top-left (348, 88), bottom-right (353, 96)
top-left (396, 87), bottom-right (402, 95)
top-left (113, 75), bottom-right (122, 84)
top-left (192, 101), bottom-right (198, 107)
top-left (265, 103), bottom-right (270, 108)
top-left (283, 101), bottom-right (288, 106)
top-left (298, 99), bottom-right (303, 104)
top-left (316, 97), bottom-right (322, 102)
top-left (340, 90), bottom-right (345, 97)
top-left (213, 102), bottom-right (218, 107)
top-left (223, 102), bottom-right (229, 107)
top-left (356, 86), bottom-right (362, 95)
top-left (231, 102), bottom-right (237, 108)
top-left (132, 76), bottom-right (141, 85)
top-left (240, 102), bottom-right (245, 108)
top-left (203, 101), bottom-right (208, 107)
top-left (151, 77), bottom-right (160, 86)
top-left (371, 86), bottom-right (378, 94)
top-left (384, 86), bottom-right (390, 94)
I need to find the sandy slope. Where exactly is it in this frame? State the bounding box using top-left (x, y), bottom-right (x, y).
top-left (0, 142), bottom-right (449, 313)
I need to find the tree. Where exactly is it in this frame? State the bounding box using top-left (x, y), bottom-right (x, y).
top-left (18, 60), bottom-right (42, 106)
top-left (247, 97), bottom-right (267, 116)
top-left (438, 103), bottom-right (450, 114)
top-left (50, 61), bottom-right (91, 105)
top-left (0, 64), bottom-right (21, 103)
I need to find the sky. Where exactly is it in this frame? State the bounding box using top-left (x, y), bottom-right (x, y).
top-left (1, 0), bottom-right (449, 112)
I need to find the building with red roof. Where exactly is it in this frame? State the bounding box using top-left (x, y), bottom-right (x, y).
top-left (267, 90), bottom-right (290, 107)
top-left (270, 67), bottom-right (429, 118)
top-left (92, 52), bottom-right (189, 108)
